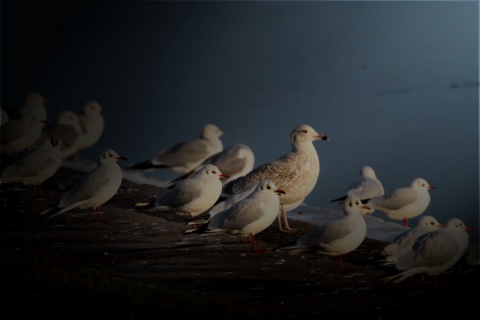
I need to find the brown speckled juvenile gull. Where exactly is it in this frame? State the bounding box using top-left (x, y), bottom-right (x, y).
top-left (221, 124), bottom-right (329, 232)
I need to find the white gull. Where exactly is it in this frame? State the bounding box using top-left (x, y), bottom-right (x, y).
top-left (278, 196), bottom-right (370, 272)
top-left (381, 218), bottom-right (472, 286)
top-left (183, 179), bottom-right (286, 253)
top-left (135, 164), bottom-right (228, 218)
top-left (8, 92), bottom-right (48, 123)
top-left (1, 135), bottom-right (65, 198)
top-left (381, 215), bottom-right (443, 266)
top-left (40, 148), bottom-right (127, 221)
top-left (76, 100), bottom-right (105, 153)
top-left (0, 112), bottom-right (46, 156)
top-left (127, 123), bottom-right (224, 174)
top-left (48, 110), bottom-right (83, 160)
top-left (331, 165), bottom-right (384, 214)
top-left (365, 177), bottom-right (435, 227)
top-left (166, 143), bottom-right (254, 187)
top-left (1, 107), bottom-right (9, 126)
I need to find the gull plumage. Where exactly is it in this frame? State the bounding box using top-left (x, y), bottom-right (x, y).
top-left (221, 124), bottom-right (328, 232)
top-left (184, 179), bottom-right (286, 252)
top-left (381, 218), bottom-right (472, 285)
top-left (1, 135), bottom-right (65, 197)
top-left (77, 100), bottom-right (105, 153)
top-left (278, 196), bottom-right (370, 272)
top-left (48, 110), bottom-right (83, 160)
top-left (137, 164), bottom-right (228, 218)
top-left (40, 149), bottom-right (127, 221)
top-left (127, 123), bottom-right (224, 174)
top-left (0, 112), bottom-right (46, 155)
top-left (365, 177), bottom-right (435, 227)
top-left (166, 143), bottom-right (254, 187)
top-left (381, 215), bottom-right (443, 266)
top-left (331, 165), bottom-right (384, 214)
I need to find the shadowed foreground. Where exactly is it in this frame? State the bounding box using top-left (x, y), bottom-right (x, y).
top-left (1, 167), bottom-right (479, 319)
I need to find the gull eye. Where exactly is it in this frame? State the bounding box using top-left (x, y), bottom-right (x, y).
top-left (267, 185), bottom-right (271, 190)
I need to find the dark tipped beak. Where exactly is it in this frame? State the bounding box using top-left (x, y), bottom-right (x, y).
top-left (318, 134), bottom-right (329, 141)
top-left (428, 185), bottom-right (436, 189)
top-left (117, 156), bottom-right (128, 160)
top-left (220, 173), bottom-right (230, 179)
top-left (275, 189), bottom-right (286, 195)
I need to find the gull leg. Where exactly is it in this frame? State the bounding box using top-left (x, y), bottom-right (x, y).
top-left (250, 233), bottom-right (267, 253)
top-left (92, 206), bottom-right (107, 223)
top-left (338, 255), bottom-right (344, 272)
top-left (277, 205), bottom-right (300, 233)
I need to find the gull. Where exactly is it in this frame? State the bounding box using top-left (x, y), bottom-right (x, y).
top-left (365, 177), bottom-right (436, 227)
top-left (135, 164), bottom-right (229, 218)
top-left (166, 143), bottom-right (255, 187)
top-left (76, 100), bottom-right (105, 154)
top-left (127, 123), bottom-right (224, 174)
top-left (183, 179), bottom-right (286, 252)
top-left (1, 107), bottom-right (9, 126)
top-left (207, 181), bottom-right (260, 219)
top-left (221, 124), bottom-right (329, 232)
top-left (199, 180), bottom-right (306, 226)
top-left (381, 215), bottom-right (443, 266)
top-left (381, 218), bottom-right (472, 286)
top-left (40, 149), bottom-right (127, 221)
top-left (465, 242), bottom-right (479, 266)
top-left (47, 110), bottom-right (83, 160)
top-left (330, 165), bottom-right (384, 214)
top-left (278, 196), bottom-right (370, 272)
top-left (0, 112), bottom-right (46, 156)
top-left (1, 135), bottom-right (65, 198)
top-left (8, 92), bottom-right (48, 123)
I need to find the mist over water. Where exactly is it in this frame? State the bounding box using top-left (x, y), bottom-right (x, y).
top-left (2, 1), bottom-right (478, 242)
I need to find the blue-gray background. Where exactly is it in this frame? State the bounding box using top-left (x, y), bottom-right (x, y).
top-left (2, 1), bottom-right (479, 242)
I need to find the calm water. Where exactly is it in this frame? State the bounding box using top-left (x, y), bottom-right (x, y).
top-left (2, 1), bottom-right (479, 242)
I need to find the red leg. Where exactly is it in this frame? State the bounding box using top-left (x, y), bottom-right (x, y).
top-left (92, 207), bottom-right (107, 223)
top-left (403, 217), bottom-right (408, 227)
top-left (249, 233), bottom-right (267, 253)
top-left (37, 183), bottom-right (44, 198)
top-left (338, 255), bottom-right (344, 272)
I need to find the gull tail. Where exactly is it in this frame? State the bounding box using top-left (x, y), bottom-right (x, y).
top-left (182, 222), bottom-right (209, 235)
top-left (126, 160), bottom-right (169, 170)
top-left (381, 267), bottom-right (429, 284)
top-left (40, 204), bottom-right (66, 219)
top-left (134, 200), bottom-right (155, 209)
top-left (330, 195), bottom-right (347, 204)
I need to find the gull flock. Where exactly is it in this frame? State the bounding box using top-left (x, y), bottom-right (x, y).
top-left (0, 91), bottom-right (477, 287)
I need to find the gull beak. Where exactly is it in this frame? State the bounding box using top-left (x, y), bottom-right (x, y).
top-left (275, 189), bottom-right (286, 195)
top-left (220, 173), bottom-right (230, 179)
